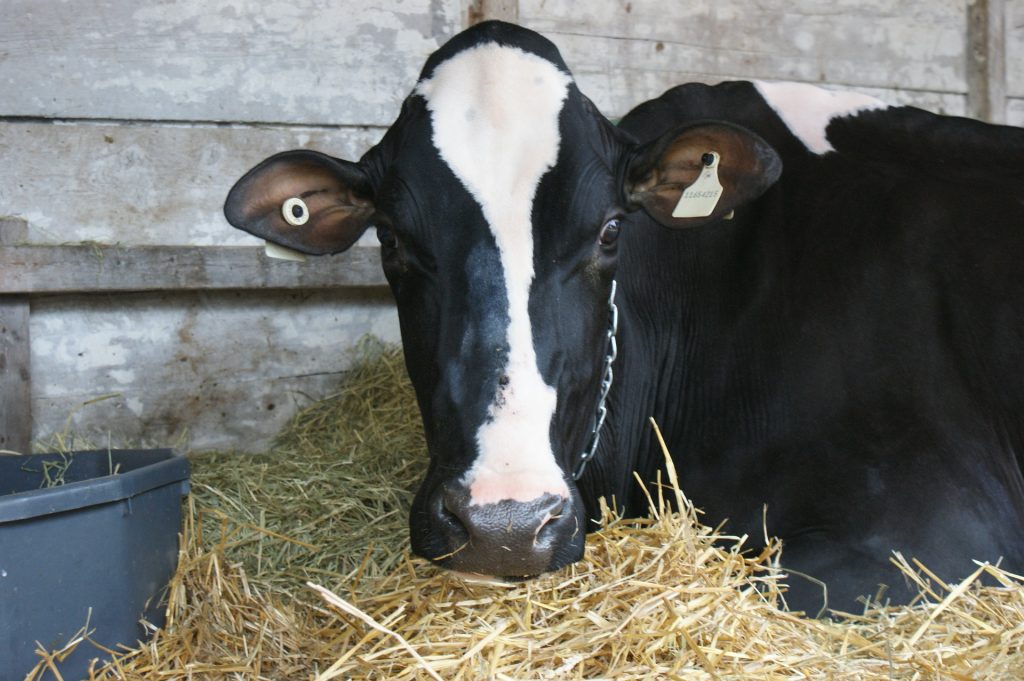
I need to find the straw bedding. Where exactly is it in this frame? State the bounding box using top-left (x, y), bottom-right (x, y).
top-left (28, 340), bottom-right (1024, 680)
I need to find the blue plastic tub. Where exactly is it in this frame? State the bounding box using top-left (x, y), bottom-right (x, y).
top-left (0, 449), bottom-right (190, 680)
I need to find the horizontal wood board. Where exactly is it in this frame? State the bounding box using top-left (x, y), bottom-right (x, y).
top-left (30, 289), bottom-right (400, 451)
top-left (0, 244), bottom-right (387, 294)
top-left (0, 0), bottom-right (460, 126)
top-left (0, 122), bottom-right (385, 246)
top-left (524, 0), bottom-right (972, 118)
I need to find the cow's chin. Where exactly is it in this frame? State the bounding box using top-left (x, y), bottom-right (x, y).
top-left (444, 571), bottom-right (534, 587)
top-left (426, 540), bottom-right (585, 583)
top-left (411, 526), bottom-right (586, 578)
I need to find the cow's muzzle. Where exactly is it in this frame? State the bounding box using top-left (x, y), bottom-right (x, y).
top-left (417, 484), bottom-right (583, 577)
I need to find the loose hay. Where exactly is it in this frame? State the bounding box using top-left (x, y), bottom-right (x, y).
top-left (186, 337), bottom-right (426, 591)
top-left (28, 340), bottom-right (1024, 680)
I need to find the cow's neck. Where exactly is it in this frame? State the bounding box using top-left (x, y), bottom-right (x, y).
top-left (586, 208), bottom-right (786, 523)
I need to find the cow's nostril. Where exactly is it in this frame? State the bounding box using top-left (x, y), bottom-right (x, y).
top-left (435, 490), bottom-right (470, 539)
top-left (533, 498), bottom-right (573, 546)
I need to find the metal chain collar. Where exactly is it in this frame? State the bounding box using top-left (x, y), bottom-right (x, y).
top-left (572, 279), bottom-right (619, 481)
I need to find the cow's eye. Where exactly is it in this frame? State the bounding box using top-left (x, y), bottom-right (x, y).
top-left (376, 224), bottom-right (397, 250)
top-left (599, 218), bottom-right (621, 246)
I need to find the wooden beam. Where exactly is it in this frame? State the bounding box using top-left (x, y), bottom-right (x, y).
top-left (0, 218), bottom-right (32, 453)
top-left (0, 243), bottom-right (387, 294)
top-left (0, 1), bottom-right (456, 127)
top-left (967, 0), bottom-right (1007, 123)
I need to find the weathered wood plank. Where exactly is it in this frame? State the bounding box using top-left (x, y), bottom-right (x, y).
top-left (468, 0), bottom-right (519, 25)
top-left (0, 244), bottom-right (387, 294)
top-left (0, 218), bottom-right (32, 453)
top-left (30, 288), bottom-right (400, 452)
top-left (1007, 0), bottom-right (1024, 96)
top-left (0, 0), bottom-right (461, 125)
top-left (544, 29), bottom-right (967, 119)
top-left (1009, 97), bottom-right (1024, 126)
top-left (0, 122), bottom-right (384, 246)
top-left (522, 0), bottom-right (970, 118)
top-left (967, 0), bottom-right (1008, 122)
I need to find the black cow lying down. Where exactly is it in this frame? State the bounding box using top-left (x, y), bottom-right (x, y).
top-left (225, 22), bottom-right (1024, 613)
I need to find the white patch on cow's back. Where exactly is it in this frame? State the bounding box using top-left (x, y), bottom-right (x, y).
top-left (754, 80), bottom-right (888, 154)
top-left (416, 43), bottom-right (573, 506)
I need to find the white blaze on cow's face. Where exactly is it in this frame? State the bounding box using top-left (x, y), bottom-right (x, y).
top-left (415, 44), bottom-right (574, 506)
top-left (754, 80), bottom-right (888, 154)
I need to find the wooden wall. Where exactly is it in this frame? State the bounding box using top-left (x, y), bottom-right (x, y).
top-left (0, 0), bottom-right (459, 451)
top-left (1009, 0), bottom-right (1024, 124)
top-left (0, 0), bottom-right (1020, 452)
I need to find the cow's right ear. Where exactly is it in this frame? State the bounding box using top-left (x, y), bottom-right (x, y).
top-left (623, 121), bottom-right (782, 228)
top-left (224, 150), bottom-right (375, 255)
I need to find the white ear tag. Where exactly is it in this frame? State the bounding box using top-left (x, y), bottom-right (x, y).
top-left (268, 196), bottom-right (310, 260)
top-left (281, 197), bottom-right (310, 226)
top-left (264, 241), bottom-right (307, 262)
top-left (672, 152), bottom-right (723, 219)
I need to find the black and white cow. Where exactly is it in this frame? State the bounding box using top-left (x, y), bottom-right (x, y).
top-left (225, 22), bottom-right (1024, 612)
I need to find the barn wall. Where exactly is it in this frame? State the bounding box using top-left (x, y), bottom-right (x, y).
top-left (31, 289), bottom-right (397, 451)
top-left (0, 0), bottom-right (460, 451)
top-left (0, 0), bottom-right (1018, 452)
top-left (0, 124), bottom-right (385, 247)
top-left (1008, 0), bottom-right (1024, 125)
top-left (522, 0), bottom-right (972, 118)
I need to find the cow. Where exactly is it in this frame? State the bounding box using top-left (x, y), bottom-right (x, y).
top-left (224, 21), bottom-right (1024, 613)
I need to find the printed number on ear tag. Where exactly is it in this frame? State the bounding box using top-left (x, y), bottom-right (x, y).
top-left (672, 152), bottom-right (723, 219)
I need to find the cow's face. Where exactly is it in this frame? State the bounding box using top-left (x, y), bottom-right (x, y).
top-left (224, 23), bottom-right (780, 578)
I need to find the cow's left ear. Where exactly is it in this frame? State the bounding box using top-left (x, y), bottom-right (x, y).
top-left (224, 150), bottom-right (375, 255)
top-left (623, 121), bottom-right (782, 228)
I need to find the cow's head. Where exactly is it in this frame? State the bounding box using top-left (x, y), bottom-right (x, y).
top-left (224, 22), bottom-right (780, 578)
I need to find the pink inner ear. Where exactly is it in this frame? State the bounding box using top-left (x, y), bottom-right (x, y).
top-left (245, 161), bottom-right (346, 223)
top-left (226, 154), bottom-right (375, 255)
top-left (625, 122), bottom-right (781, 229)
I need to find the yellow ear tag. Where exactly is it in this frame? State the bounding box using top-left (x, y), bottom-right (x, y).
top-left (264, 241), bottom-right (307, 262)
top-left (672, 152), bottom-right (723, 218)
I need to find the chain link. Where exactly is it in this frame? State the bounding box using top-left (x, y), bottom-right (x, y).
top-left (573, 279), bottom-right (619, 481)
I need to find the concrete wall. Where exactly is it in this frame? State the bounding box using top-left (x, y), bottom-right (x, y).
top-left (1, 0), bottom-right (1019, 451)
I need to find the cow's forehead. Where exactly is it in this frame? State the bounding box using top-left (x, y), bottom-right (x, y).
top-left (412, 43), bottom-right (575, 505)
top-left (414, 43), bottom-right (573, 217)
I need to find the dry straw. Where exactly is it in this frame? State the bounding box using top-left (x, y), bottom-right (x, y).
top-left (26, 340), bottom-right (1024, 679)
